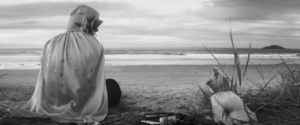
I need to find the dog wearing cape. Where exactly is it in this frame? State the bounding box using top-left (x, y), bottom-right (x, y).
top-left (206, 67), bottom-right (258, 125)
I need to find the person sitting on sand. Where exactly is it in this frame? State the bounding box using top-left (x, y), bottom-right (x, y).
top-left (0, 5), bottom-right (121, 124)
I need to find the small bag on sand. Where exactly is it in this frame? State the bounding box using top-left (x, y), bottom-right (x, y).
top-left (106, 78), bottom-right (122, 107)
top-left (206, 67), bottom-right (258, 125)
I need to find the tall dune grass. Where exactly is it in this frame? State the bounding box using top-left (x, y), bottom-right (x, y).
top-left (195, 28), bottom-right (300, 124)
top-left (0, 73), bottom-right (7, 100)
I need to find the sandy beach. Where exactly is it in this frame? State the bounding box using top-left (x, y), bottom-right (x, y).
top-left (0, 64), bottom-right (296, 112)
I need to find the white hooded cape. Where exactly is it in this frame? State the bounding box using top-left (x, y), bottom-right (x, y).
top-left (0, 15), bottom-right (108, 123)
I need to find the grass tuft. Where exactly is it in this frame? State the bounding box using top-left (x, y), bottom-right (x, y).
top-left (0, 73), bottom-right (8, 100)
top-left (195, 26), bottom-right (300, 125)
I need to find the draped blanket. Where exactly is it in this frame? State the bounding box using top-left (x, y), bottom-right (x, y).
top-left (0, 31), bottom-right (108, 123)
top-left (210, 91), bottom-right (257, 125)
top-left (207, 67), bottom-right (257, 125)
top-left (0, 5), bottom-right (108, 124)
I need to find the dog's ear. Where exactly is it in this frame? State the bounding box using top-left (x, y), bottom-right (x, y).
top-left (213, 67), bottom-right (224, 85)
top-left (212, 67), bottom-right (219, 74)
top-left (207, 67), bottom-right (221, 92)
top-left (212, 67), bottom-right (220, 78)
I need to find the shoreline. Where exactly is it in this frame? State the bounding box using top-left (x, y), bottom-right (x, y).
top-left (1, 64), bottom-right (297, 87)
top-left (1, 63), bottom-right (299, 70)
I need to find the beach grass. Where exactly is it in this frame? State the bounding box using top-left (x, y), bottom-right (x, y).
top-left (192, 28), bottom-right (300, 125)
top-left (243, 61), bottom-right (300, 124)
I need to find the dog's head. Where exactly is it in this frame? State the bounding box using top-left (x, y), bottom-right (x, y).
top-left (206, 67), bottom-right (230, 92)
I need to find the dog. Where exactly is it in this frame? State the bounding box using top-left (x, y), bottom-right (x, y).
top-left (206, 67), bottom-right (257, 125)
top-left (106, 78), bottom-right (122, 108)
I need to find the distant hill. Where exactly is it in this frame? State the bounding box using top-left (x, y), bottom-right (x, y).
top-left (262, 45), bottom-right (285, 49)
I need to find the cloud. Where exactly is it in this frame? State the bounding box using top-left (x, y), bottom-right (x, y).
top-left (0, 20), bottom-right (60, 29)
top-left (0, 1), bottom-right (134, 20)
top-left (191, 0), bottom-right (300, 22)
top-left (0, 1), bottom-right (162, 30)
top-left (0, 0), bottom-right (299, 48)
top-left (179, 0), bottom-right (300, 48)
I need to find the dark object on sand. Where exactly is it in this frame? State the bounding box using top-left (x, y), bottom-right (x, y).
top-left (140, 112), bottom-right (221, 125)
top-left (106, 78), bottom-right (122, 107)
top-left (262, 45), bottom-right (285, 49)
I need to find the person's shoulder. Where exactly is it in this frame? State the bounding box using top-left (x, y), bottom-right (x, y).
top-left (43, 33), bottom-right (66, 48)
top-left (51, 32), bottom-right (68, 40)
top-left (81, 32), bottom-right (102, 45)
top-left (82, 32), bottom-right (97, 39)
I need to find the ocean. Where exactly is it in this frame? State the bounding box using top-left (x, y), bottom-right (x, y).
top-left (0, 47), bottom-right (299, 69)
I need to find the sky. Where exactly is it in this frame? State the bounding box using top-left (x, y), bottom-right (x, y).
top-left (0, 0), bottom-right (300, 49)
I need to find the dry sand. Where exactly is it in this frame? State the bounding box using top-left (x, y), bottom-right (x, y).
top-left (0, 65), bottom-right (297, 112)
